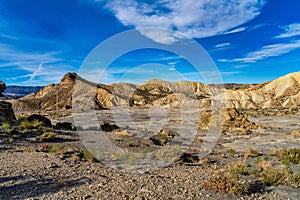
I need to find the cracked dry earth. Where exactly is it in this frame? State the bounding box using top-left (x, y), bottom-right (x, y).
top-left (0, 108), bottom-right (300, 199)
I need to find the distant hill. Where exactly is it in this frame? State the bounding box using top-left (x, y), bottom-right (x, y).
top-left (208, 83), bottom-right (258, 90)
top-left (4, 86), bottom-right (43, 98)
top-left (7, 71), bottom-right (300, 112)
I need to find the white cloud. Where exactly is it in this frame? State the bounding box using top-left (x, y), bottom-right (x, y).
top-left (275, 23), bottom-right (300, 39)
top-left (214, 43), bottom-right (231, 48)
top-left (0, 43), bottom-right (73, 85)
top-left (100, 0), bottom-right (266, 43)
top-left (219, 40), bottom-right (300, 63)
top-left (222, 27), bottom-right (248, 35)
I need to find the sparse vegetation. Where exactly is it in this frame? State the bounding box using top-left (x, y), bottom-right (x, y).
top-left (203, 167), bottom-right (249, 195)
top-left (82, 149), bottom-right (96, 163)
top-left (20, 119), bottom-right (33, 129)
top-left (272, 148), bottom-right (300, 165)
top-left (37, 131), bottom-right (57, 142)
top-left (38, 144), bottom-right (69, 155)
top-left (226, 148), bottom-right (236, 157)
top-left (291, 130), bottom-right (300, 138)
top-left (244, 148), bottom-right (260, 158)
top-left (257, 166), bottom-right (300, 187)
top-left (0, 122), bottom-right (14, 134)
top-left (57, 178), bottom-right (66, 187)
top-left (227, 161), bottom-right (248, 175)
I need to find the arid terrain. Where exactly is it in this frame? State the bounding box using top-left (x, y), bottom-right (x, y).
top-left (0, 72), bottom-right (299, 199)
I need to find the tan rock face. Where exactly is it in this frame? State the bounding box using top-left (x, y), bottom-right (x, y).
top-left (0, 81), bottom-right (6, 96)
top-left (224, 72), bottom-right (300, 109)
top-left (199, 108), bottom-right (257, 133)
top-left (60, 72), bottom-right (77, 86)
top-left (9, 71), bottom-right (300, 112)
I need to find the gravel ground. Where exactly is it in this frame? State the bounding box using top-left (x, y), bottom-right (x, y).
top-left (0, 110), bottom-right (299, 199)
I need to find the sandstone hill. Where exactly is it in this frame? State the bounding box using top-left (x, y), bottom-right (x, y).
top-left (8, 71), bottom-right (300, 113)
top-left (225, 72), bottom-right (300, 109)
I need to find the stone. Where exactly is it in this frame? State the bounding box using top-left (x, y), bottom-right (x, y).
top-left (0, 81), bottom-right (5, 96)
top-left (150, 129), bottom-right (178, 146)
top-left (26, 114), bottom-right (52, 127)
top-left (0, 101), bottom-right (16, 123)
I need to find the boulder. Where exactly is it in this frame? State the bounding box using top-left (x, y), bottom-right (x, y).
top-left (0, 101), bottom-right (16, 123)
top-left (0, 81), bottom-right (6, 96)
top-left (150, 129), bottom-right (178, 146)
top-left (26, 114), bottom-right (52, 127)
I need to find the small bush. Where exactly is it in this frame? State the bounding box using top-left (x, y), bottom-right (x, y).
top-left (20, 120), bottom-right (32, 129)
top-left (244, 148), bottom-right (260, 158)
top-left (31, 119), bottom-right (44, 128)
top-left (203, 169), bottom-right (249, 195)
top-left (38, 131), bottom-right (56, 142)
top-left (272, 148), bottom-right (300, 165)
top-left (227, 161), bottom-right (248, 175)
top-left (57, 178), bottom-right (66, 187)
top-left (1, 122), bottom-right (13, 134)
top-left (83, 149), bottom-right (96, 163)
top-left (258, 166), bottom-right (300, 187)
top-left (291, 130), bottom-right (300, 138)
top-left (39, 144), bottom-right (66, 155)
top-left (21, 119), bottom-right (45, 129)
top-left (227, 148), bottom-right (236, 157)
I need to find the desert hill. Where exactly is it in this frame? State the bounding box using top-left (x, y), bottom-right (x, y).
top-left (225, 72), bottom-right (300, 109)
top-left (7, 71), bottom-right (300, 112)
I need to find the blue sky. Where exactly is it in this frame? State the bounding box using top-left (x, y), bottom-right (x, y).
top-left (0, 0), bottom-right (299, 86)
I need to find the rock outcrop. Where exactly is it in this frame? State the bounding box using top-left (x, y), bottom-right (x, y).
top-left (0, 101), bottom-right (16, 123)
top-left (199, 108), bottom-right (257, 134)
top-left (0, 81), bottom-right (6, 97)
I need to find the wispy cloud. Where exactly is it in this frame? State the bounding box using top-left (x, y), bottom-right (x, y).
top-left (219, 23), bottom-right (300, 63)
top-left (219, 40), bottom-right (300, 63)
top-left (275, 23), bottom-right (300, 39)
top-left (214, 43), bottom-right (231, 49)
top-left (222, 27), bottom-right (248, 35)
top-left (0, 43), bottom-right (73, 85)
top-left (98, 0), bottom-right (266, 43)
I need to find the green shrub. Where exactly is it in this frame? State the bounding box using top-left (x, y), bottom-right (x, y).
top-left (244, 148), bottom-right (260, 158)
top-left (20, 120), bottom-right (32, 129)
top-left (227, 148), bottom-right (236, 157)
top-left (83, 149), bottom-right (96, 163)
top-left (273, 148), bottom-right (300, 165)
top-left (258, 166), bottom-right (300, 187)
top-left (38, 131), bottom-right (56, 142)
top-left (203, 169), bottom-right (249, 195)
top-left (1, 122), bottom-right (13, 134)
top-left (39, 144), bottom-right (66, 155)
top-left (227, 161), bottom-right (248, 175)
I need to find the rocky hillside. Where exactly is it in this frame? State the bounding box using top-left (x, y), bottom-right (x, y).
top-left (8, 71), bottom-right (300, 112)
top-left (225, 72), bottom-right (300, 109)
top-left (10, 73), bottom-right (77, 112)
